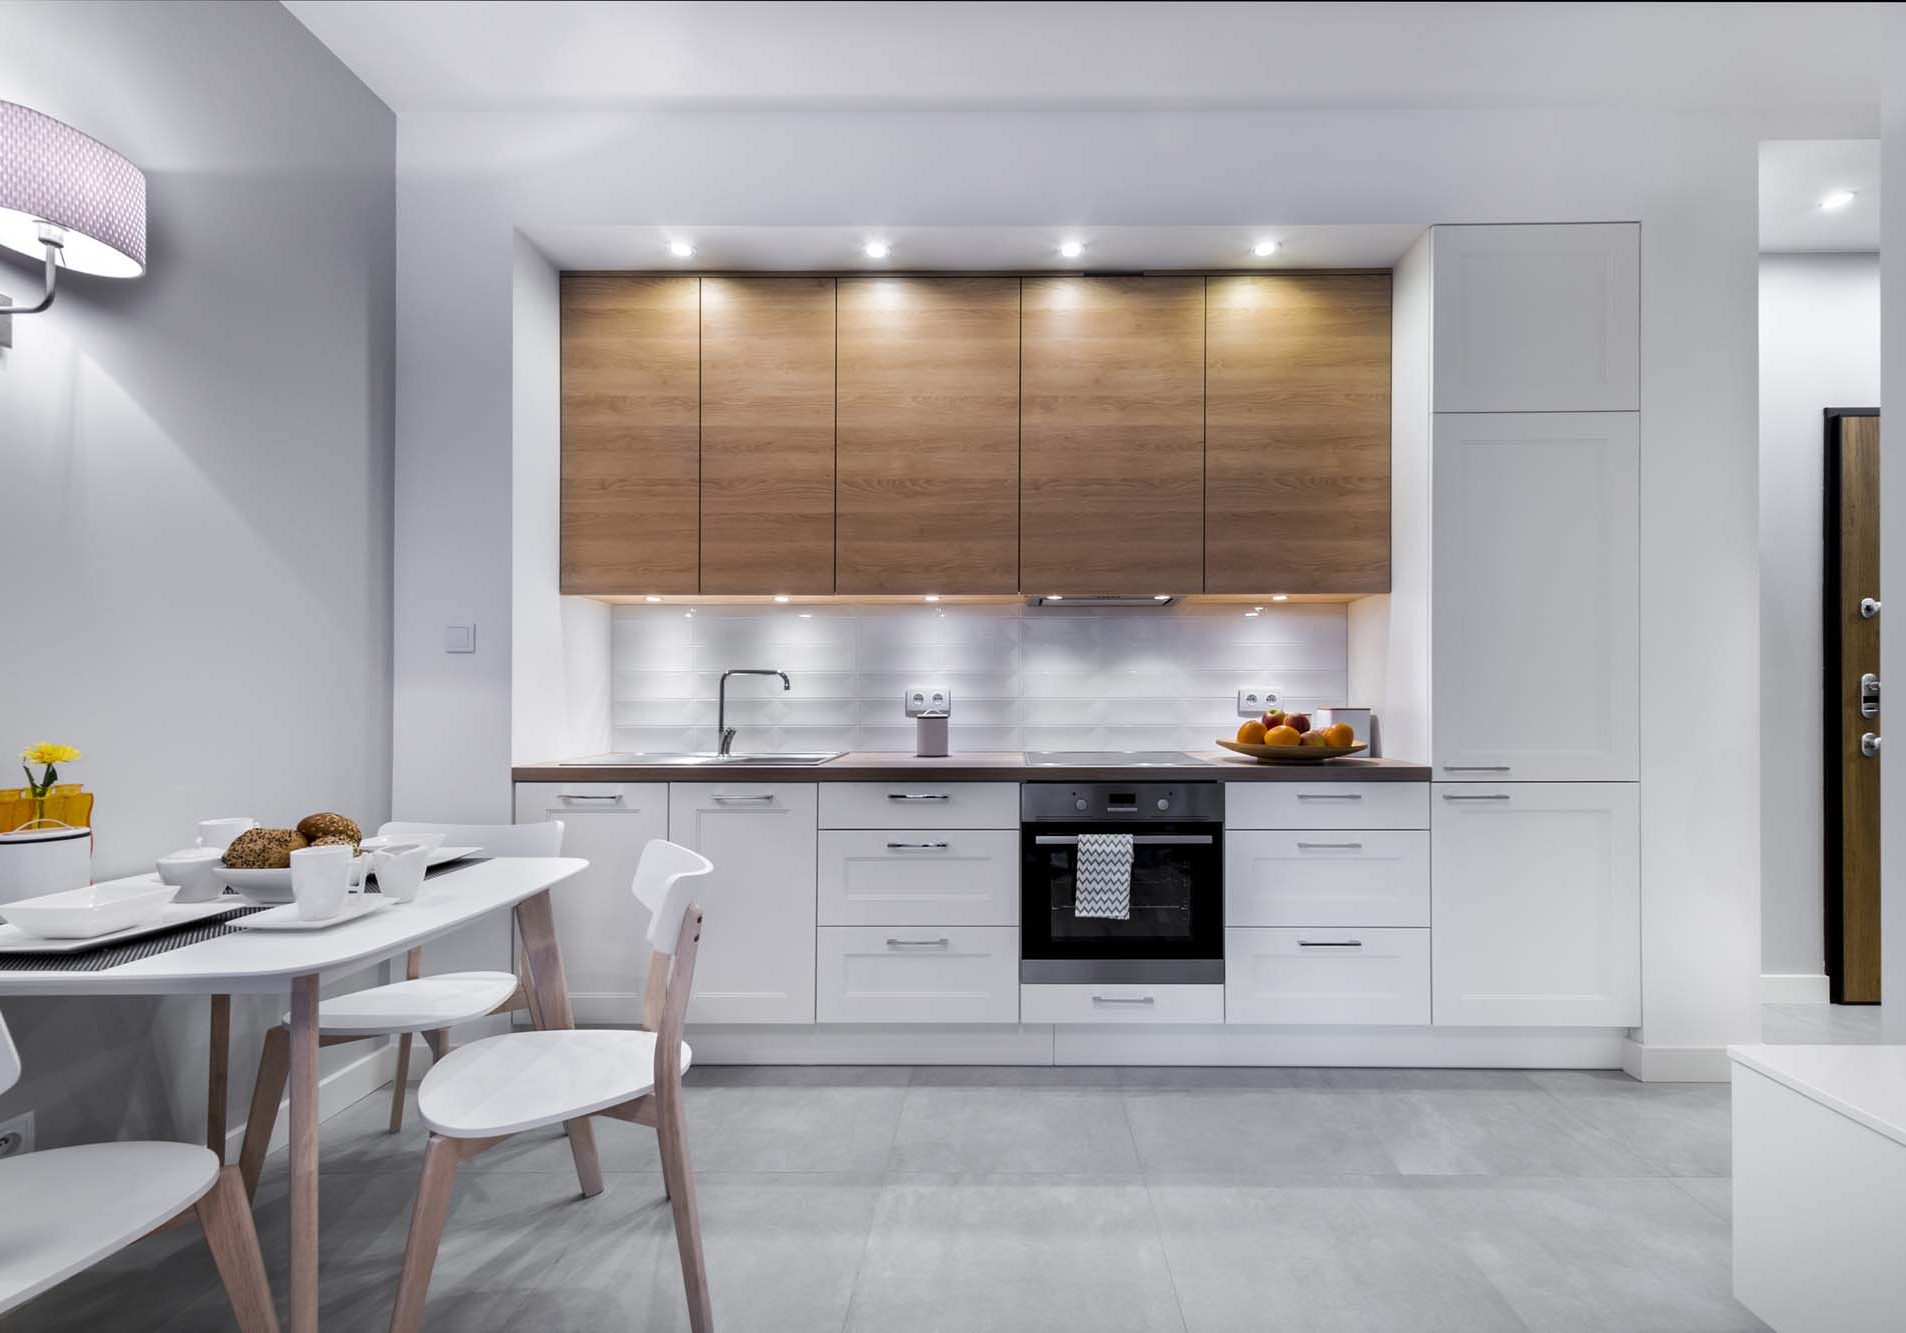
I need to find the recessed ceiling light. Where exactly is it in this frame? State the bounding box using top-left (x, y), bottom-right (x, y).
top-left (1820, 190), bottom-right (1857, 211)
top-left (667, 240), bottom-right (695, 258)
top-left (1047, 594), bottom-right (1064, 601)
top-left (1270, 593), bottom-right (1290, 602)
top-left (1244, 610), bottom-right (1260, 618)
top-left (1153, 594), bottom-right (1171, 601)
top-left (1252, 240), bottom-right (1279, 257)
top-left (924, 594), bottom-right (941, 602)
top-left (644, 595), bottom-right (663, 603)
top-left (1059, 239), bottom-right (1085, 259)
top-left (773, 595), bottom-right (791, 603)
top-left (863, 241), bottom-right (890, 259)
top-left (798, 612), bottom-right (813, 619)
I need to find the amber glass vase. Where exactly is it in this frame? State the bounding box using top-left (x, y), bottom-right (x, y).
top-left (0, 784), bottom-right (93, 833)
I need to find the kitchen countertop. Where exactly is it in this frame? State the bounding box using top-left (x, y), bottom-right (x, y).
top-left (513, 752), bottom-right (1430, 783)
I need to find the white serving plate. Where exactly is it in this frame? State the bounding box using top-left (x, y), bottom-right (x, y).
top-left (235, 896), bottom-right (391, 931)
top-left (221, 846), bottom-right (478, 904)
top-left (0, 878), bottom-right (180, 940)
top-left (0, 889), bottom-right (244, 953)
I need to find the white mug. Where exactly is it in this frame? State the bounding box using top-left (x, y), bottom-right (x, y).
top-left (290, 844), bottom-right (354, 921)
top-left (370, 842), bottom-right (431, 902)
top-left (196, 818), bottom-right (256, 852)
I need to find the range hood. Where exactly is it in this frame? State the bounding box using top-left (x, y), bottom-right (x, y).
top-left (1026, 595), bottom-right (1177, 609)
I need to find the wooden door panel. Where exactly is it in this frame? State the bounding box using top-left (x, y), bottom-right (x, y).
top-left (1206, 274), bottom-right (1392, 593)
top-left (1020, 276), bottom-right (1205, 592)
top-left (560, 275), bottom-right (701, 594)
top-left (1828, 412), bottom-right (1881, 1002)
top-left (699, 277), bottom-right (837, 593)
top-left (836, 278), bottom-right (1020, 593)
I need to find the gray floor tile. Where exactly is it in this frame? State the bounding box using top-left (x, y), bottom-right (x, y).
top-left (1409, 1176), bottom-right (1767, 1332)
top-left (847, 1173), bottom-right (1185, 1333)
top-left (1117, 1065), bottom-right (1333, 1089)
top-left (889, 1084), bottom-right (1140, 1173)
top-left (1323, 1067), bottom-right (1543, 1092)
top-left (1671, 1175), bottom-right (1733, 1223)
top-left (912, 1064), bottom-right (1122, 1087)
top-left (1530, 1071), bottom-right (1733, 1177)
top-left (1147, 1176), bottom-right (1527, 1332)
top-left (1122, 1087), bottom-right (1399, 1176)
top-left (1374, 1087), bottom-right (1661, 1178)
top-left (1761, 1001), bottom-right (1881, 1044)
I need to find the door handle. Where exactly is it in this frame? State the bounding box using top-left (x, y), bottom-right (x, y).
top-left (1034, 835), bottom-right (1215, 846)
top-left (1443, 793), bottom-right (1511, 801)
top-left (887, 792), bottom-right (950, 801)
top-left (1295, 792), bottom-right (1362, 801)
top-left (557, 793), bottom-right (622, 802)
top-left (1297, 939), bottom-right (1364, 948)
top-left (1091, 994), bottom-right (1156, 1006)
top-left (1441, 765), bottom-right (1511, 773)
top-left (885, 841), bottom-right (950, 851)
top-left (1296, 841), bottom-right (1364, 850)
top-left (1862, 733), bottom-right (1882, 758)
top-left (710, 793), bottom-right (775, 804)
top-left (886, 937), bottom-right (952, 949)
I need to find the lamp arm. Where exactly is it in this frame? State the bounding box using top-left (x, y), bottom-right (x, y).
top-left (0, 240), bottom-right (62, 317)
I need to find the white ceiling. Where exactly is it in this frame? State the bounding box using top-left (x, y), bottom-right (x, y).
top-left (285, 1), bottom-right (1882, 115)
top-left (523, 224), bottom-right (1426, 273)
top-left (1759, 140), bottom-right (1881, 252)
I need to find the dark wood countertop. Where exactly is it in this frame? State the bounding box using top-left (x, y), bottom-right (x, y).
top-left (513, 752), bottom-right (1430, 783)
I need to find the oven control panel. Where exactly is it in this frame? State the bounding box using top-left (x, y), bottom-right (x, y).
top-left (1021, 782), bottom-right (1224, 823)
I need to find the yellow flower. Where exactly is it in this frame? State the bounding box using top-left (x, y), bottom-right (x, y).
top-left (20, 743), bottom-right (81, 765)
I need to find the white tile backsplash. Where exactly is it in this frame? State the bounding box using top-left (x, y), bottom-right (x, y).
top-left (607, 602), bottom-right (1351, 755)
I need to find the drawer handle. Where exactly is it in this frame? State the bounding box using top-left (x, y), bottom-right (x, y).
top-left (1036, 834), bottom-right (1214, 847)
top-left (886, 841), bottom-right (950, 851)
top-left (886, 937), bottom-right (951, 949)
top-left (1442, 765), bottom-right (1511, 772)
top-left (1442, 793), bottom-right (1511, 801)
top-left (1296, 841), bottom-right (1364, 850)
top-left (1091, 994), bottom-right (1156, 1006)
top-left (1297, 939), bottom-right (1364, 948)
top-left (558, 793), bottom-right (622, 802)
top-left (1295, 792), bottom-right (1363, 801)
top-left (710, 793), bottom-right (775, 804)
top-left (887, 792), bottom-right (951, 801)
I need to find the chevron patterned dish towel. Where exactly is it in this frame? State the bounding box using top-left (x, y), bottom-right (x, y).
top-left (1074, 833), bottom-right (1134, 920)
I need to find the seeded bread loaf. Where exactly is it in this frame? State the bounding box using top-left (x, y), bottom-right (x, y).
top-left (296, 812), bottom-right (362, 845)
top-left (222, 827), bottom-right (308, 869)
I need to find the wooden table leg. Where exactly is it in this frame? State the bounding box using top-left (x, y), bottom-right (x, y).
top-left (513, 890), bottom-right (603, 1197)
top-left (208, 993), bottom-right (231, 1160)
top-left (288, 974), bottom-right (320, 1333)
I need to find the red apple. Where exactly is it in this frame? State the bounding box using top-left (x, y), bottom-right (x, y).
top-left (1285, 712), bottom-right (1311, 734)
top-left (1262, 711), bottom-right (1287, 730)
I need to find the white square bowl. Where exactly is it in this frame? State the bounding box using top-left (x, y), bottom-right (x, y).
top-left (0, 880), bottom-right (181, 939)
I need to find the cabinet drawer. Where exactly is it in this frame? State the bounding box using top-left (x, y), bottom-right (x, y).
top-left (1019, 983), bottom-right (1223, 1026)
top-left (1225, 782), bottom-right (1428, 831)
top-left (816, 926), bottom-right (1019, 1024)
top-left (1225, 928), bottom-right (1430, 1026)
top-left (818, 830), bottom-right (1018, 926)
top-left (819, 782), bottom-right (1019, 830)
top-left (1225, 830), bottom-right (1429, 928)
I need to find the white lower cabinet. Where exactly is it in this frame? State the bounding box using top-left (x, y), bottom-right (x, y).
top-left (817, 830), bottom-right (1018, 927)
top-left (1225, 781), bottom-right (1428, 832)
top-left (1225, 830), bottom-right (1429, 928)
top-left (1431, 782), bottom-right (1640, 1027)
top-left (1019, 983), bottom-right (1223, 1025)
top-left (668, 783), bottom-right (819, 1024)
top-left (1225, 928), bottom-right (1431, 1026)
top-left (816, 926), bottom-right (1019, 1024)
top-left (514, 782), bottom-right (670, 1021)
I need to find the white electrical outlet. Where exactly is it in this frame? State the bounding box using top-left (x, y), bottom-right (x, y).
top-left (904, 683), bottom-right (952, 717)
top-left (1236, 688), bottom-right (1282, 718)
top-left (0, 1110), bottom-right (34, 1159)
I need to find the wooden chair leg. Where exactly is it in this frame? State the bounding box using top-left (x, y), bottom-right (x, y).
top-left (207, 994), bottom-right (231, 1160)
top-left (657, 1110), bottom-right (712, 1333)
top-left (389, 1134), bottom-right (462, 1333)
top-left (196, 1165), bottom-right (282, 1333)
top-left (389, 1032), bottom-right (413, 1134)
top-left (423, 1028), bottom-right (449, 1063)
top-left (239, 1025), bottom-right (290, 1200)
top-left (563, 1116), bottom-right (605, 1199)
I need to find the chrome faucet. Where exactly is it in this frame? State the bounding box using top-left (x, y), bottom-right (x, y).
top-left (717, 669), bottom-right (791, 756)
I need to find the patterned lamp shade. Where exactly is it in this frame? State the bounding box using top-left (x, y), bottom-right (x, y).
top-left (0, 101), bottom-right (145, 278)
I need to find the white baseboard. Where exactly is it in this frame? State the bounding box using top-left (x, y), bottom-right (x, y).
top-left (1761, 973), bottom-right (1831, 1005)
top-left (1621, 1037), bottom-right (1733, 1083)
top-left (222, 1041), bottom-right (398, 1161)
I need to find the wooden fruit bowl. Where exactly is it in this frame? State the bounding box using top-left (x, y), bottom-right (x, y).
top-left (1216, 738), bottom-right (1369, 765)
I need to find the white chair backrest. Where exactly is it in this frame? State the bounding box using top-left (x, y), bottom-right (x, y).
top-left (633, 839), bottom-right (712, 955)
top-left (378, 821), bottom-right (564, 858)
top-left (0, 1009), bottom-right (18, 1097)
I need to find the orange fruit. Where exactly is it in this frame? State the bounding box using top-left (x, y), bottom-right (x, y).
top-left (1264, 725), bottom-right (1302, 747)
top-left (1236, 719), bottom-right (1268, 745)
top-left (1323, 723), bottom-right (1356, 748)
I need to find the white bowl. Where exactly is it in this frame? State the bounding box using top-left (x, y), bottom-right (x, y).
top-left (221, 857), bottom-right (366, 904)
top-left (0, 880), bottom-right (180, 939)
top-left (156, 847), bottom-right (227, 903)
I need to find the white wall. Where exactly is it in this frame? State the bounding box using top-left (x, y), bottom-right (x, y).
top-left (0, 0), bottom-right (394, 1145)
top-left (1758, 253), bottom-right (1883, 991)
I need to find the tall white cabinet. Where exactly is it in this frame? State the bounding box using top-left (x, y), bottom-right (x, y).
top-left (1401, 221), bottom-right (1643, 1031)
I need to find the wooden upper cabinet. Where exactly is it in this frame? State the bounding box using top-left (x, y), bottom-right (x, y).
top-left (560, 274), bottom-right (701, 595)
top-left (836, 278), bottom-right (1021, 593)
top-left (1020, 276), bottom-right (1206, 593)
top-left (1205, 274), bottom-right (1392, 594)
top-left (699, 277), bottom-right (837, 593)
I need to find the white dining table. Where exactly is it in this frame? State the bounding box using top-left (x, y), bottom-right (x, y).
top-left (0, 855), bottom-right (590, 1333)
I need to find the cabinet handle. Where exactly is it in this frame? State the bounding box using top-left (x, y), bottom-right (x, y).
top-left (1298, 939), bottom-right (1364, 948)
top-left (1296, 841), bottom-right (1364, 850)
top-left (1091, 994), bottom-right (1155, 1006)
top-left (1295, 792), bottom-right (1362, 801)
top-left (887, 792), bottom-right (951, 802)
top-left (886, 937), bottom-right (951, 949)
top-left (710, 793), bottom-right (775, 804)
top-left (1442, 766), bottom-right (1511, 772)
top-left (1442, 793), bottom-right (1511, 801)
top-left (1035, 834), bottom-right (1214, 847)
top-left (557, 793), bottom-right (622, 802)
top-left (886, 841), bottom-right (950, 851)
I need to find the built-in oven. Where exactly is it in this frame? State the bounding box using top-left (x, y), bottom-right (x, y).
top-left (1020, 782), bottom-right (1224, 984)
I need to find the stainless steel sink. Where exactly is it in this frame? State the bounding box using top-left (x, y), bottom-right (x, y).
top-left (557, 752), bottom-right (844, 767)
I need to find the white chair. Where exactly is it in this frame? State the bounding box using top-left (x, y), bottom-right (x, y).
top-left (0, 1011), bottom-right (279, 1331)
top-left (238, 821), bottom-right (564, 1197)
top-left (387, 838), bottom-right (714, 1333)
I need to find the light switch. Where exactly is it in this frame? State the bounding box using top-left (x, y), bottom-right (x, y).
top-left (445, 624), bottom-right (476, 654)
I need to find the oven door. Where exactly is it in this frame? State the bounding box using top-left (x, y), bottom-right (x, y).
top-left (1020, 823), bottom-right (1224, 983)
